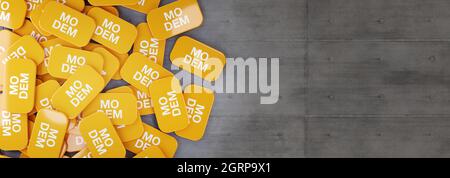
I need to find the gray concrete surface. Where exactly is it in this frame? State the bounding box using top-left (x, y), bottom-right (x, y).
top-left (164, 0), bottom-right (450, 158)
top-left (5, 0), bottom-right (450, 158)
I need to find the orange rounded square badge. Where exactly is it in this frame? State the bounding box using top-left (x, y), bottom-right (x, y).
top-left (39, 1), bottom-right (96, 47)
top-left (147, 0), bottom-right (203, 39)
top-left (88, 7), bottom-right (137, 54)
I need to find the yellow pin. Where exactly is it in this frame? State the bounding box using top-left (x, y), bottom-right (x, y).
top-left (51, 65), bottom-right (104, 119)
top-left (88, 7), bottom-right (137, 54)
top-left (176, 85), bottom-right (215, 141)
top-left (79, 112), bottom-right (126, 158)
top-left (149, 76), bottom-right (189, 133)
top-left (147, 0), bottom-right (203, 39)
top-left (27, 109), bottom-right (68, 158)
top-left (39, 1), bottom-right (96, 47)
top-left (124, 124), bottom-right (178, 158)
top-left (170, 36), bottom-right (226, 81)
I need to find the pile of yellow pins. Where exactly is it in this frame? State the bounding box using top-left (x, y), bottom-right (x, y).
top-left (0, 0), bottom-right (226, 158)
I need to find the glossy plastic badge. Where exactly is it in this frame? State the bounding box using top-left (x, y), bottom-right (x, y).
top-left (115, 116), bottom-right (144, 142)
top-left (149, 76), bottom-right (189, 133)
top-left (83, 43), bottom-right (128, 80)
top-left (171, 36), bottom-right (226, 81)
top-left (27, 109), bottom-right (68, 158)
top-left (87, 0), bottom-right (138, 6)
top-left (35, 80), bottom-right (60, 111)
top-left (39, 38), bottom-right (78, 75)
top-left (84, 6), bottom-right (119, 16)
top-left (132, 86), bottom-right (154, 115)
top-left (0, 96), bottom-right (28, 150)
top-left (91, 47), bottom-right (119, 85)
top-left (82, 93), bottom-right (138, 126)
top-left (14, 19), bottom-right (55, 43)
top-left (0, 30), bottom-right (20, 55)
top-left (79, 112), bottom-right (126, 158)
top-left (176, 85), bottom-right (214, 141)
top-left (133, 146), bottom-right (165, 158)
top-left (3, 59), bottom-right (36, 113)
top-left (120, 53), bottom-right (172, 93)
top-left (0, 0), bottom-right (26, 29)
top-left (106, 86), bottom-right (145, 142)
top-left (134, 23), bottom-right (165, 66)
top-left (48, 46), bottom-right (104, 79)
top-left (124, 124), bottom-right (177, 157)
top-left (147, 0), bottom-right (203, 39)
top-left (39, 1), bottom-right (96, 47)
top-left (51, 66), bottom-right (104, 119)
top-left (0, 36), bottom-right (44, 83)
top-left (88, 7), bottom-right (137, 54)
top-left (124, 0), bottom-right (160, 14)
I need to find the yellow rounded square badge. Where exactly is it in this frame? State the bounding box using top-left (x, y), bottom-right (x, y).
top-left (171, 36), bottom-right (226, 82)
top-left (132, 86), bottom-right (154, 115)
top-left (0, 0), bottom-right (26, 29)
top-left (124, 124), bottom-right (177, 158)
top-left (35, 80), bottom-right (60, 111)
top-left (88, 7), bottom-right (137, 54)
top-left (84, 6), bottom-right (119, 16)
top-left (39, 1), bottom-right (96, 47)
top-left (51, 65), bottom-right (104, 119)
top-left (114, 116), bottom-right (144, 142)
top-left (124, 0), bottom-right (160, 14)
top-left (79, 112), bottom-right (126, 158)
top-left (0, 30), bottom-right (20, 55)
top-left (91, 47), bottom-right (120, 85)
top-left (3, 59), bottom-right (36, 113)
top-left (147, 0), bottom-right (203, 39)
top-left (149, 76), bottom-right (189, 133)
top-left (105, 86), bottom-right (144, 142)
top-left (0, 35), bottom-right (45, 80)
top-left (87, 0), bottom-right (138, 6)
top-left (176, 85), bottom-right (214, 141)
top-left (48, 46), bottom-right (104, 79)
top-left (120, 53), bottom-right (173, 93)
top-left (0, 96), bottom-right (28, 151)
top-left (27, 109), bottom-right (68, 158)
top-left (83, 43), bottom-right (128, 80)
top-left (134, 23), bottom-right (165, 66)
top-left (82, 93), bottom-right (138, 126)
top-left (14, 19), bottom-right (55, 43)
top-left (134, 146), bottom-right (166, 158)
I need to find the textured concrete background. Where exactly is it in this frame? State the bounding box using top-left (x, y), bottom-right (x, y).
top-left (159, 0), bottom-right (450, 158)
top-left (5, 0), bottom-right (450, 158)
